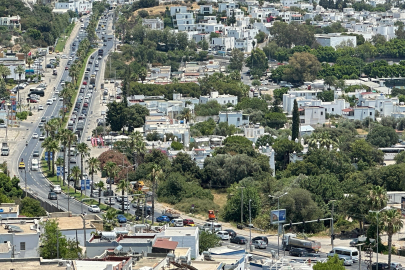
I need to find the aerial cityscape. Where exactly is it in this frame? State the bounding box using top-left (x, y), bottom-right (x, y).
top-left (1, 0), bottom-right (405, 269)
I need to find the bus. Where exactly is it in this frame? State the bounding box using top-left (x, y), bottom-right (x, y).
top-left (327, 247), bottom-right (359, 262)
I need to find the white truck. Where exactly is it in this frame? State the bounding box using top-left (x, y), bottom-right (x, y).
top-left (283, 233), bottom-right (321, 253)
top-left (1, 142), bottom-right (9, 156)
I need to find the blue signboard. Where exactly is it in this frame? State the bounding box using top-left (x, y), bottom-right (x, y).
top-left (44, 152), bottom-right (53, 161)
top-left (270, 209), bottom-right (287, 224)
top-left (86, 179), bottom-right (90, 190)
top-left (81, 180), bottom-right (85, 190)
top-left (12, 104), bottom-right (16, 111)
top-left (56, 166), bottom-right (61, 176)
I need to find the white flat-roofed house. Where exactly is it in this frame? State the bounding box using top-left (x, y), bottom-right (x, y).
top-left (315, 33), bottom-right (356, 48)
top-left (299, 106), bottom-right (326, 125)
top-left (142, 18), bottom-right (164, 30)
top-left (210, 36), bottom-right (235, 51)
top-left (158, 227), bottom-right (199, 259)
top-left (0, 16), bottom-right (21, 31)
top-left (199, 91), bottom-right (237, 105)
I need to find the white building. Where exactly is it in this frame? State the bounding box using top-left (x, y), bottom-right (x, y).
top-left (199, 91), bottom-right (238, 105)
top-left (158, 227), bottom-right (199, 259)
top-left (218, 2), bottom-right (239, 12)
top-left (54, 0), bottom-right (92, 14)
top-left (0, 16), bottom-right (21, 31)
top-left (0, 219), bottom-right (41, 258)
top-left (244, 123), bottom-right (265, 143)
top-left (199, 5), bottom-right (213, 15)
top-left (142, 18), bottom-right (164, 30)
top-left (342, 106), bottom-right (375, 121)
top-left (299, 106), bottom-right (326, 125)
top-left (218, 111), bottom-right (249, 127)
top-left (210, 36), bottom-right (235, 51)
top-left (315, 33), bottom-right (356, 48)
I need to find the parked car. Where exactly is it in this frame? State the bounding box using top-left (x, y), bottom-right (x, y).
top-left (106, 178), bottom-right (114, 184)
top-left (253, 240), bottom-right (267, 249)
top-left (216, 231), bottom-right (230, 240)
top-left (252, 236), bottom-right (269, 244)
top-left (391, 263), bottom-right (403, 270)
top-left (104, 198), bottom-right (115, 205)
top-left (372, 263), bottom-right (390, 270)
top-left (350, 238), bottom-right (359, 247)
top-left (39, 135), bottom-right (45, 140)
top-left (341, 258), bottom-right (354, 266)
top-left (156, 215), bottom-right (171, 223)
top-left (88, 205), bottom-right (101, 213)
top-left (183, 219), bottom-right (195, 226)
top-left (224, 229), bottom-right (237, 239)
top-left (230, 236), bottom-right (247, 245)
top-left (289, 248), bottom-right (308, 257)
top-left (117, 214), bottom-right (127, 223)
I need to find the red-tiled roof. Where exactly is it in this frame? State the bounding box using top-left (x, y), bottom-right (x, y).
top-left (360, 92), bottom-right (373, 95)
top-left (153, 238), bottom-right (178, 250)
top-left (298, 108), bottom-right (305, 111)
top-left (342, 108), bottom-right (353, 112)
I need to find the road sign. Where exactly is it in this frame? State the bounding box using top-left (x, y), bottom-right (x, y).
top-left (86, 179), bottom-right (90, 190)
top-left (44, 152), bottom-right (53, 161)
top-left (270, 209), bottom-right (287, 224)
top-left (81, 180), bottom-right (85, 190)
top-left (57, 166), bottom-right (61, 176)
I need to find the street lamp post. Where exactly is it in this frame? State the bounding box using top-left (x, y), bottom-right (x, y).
top-left (269, 192), bottom-right (288, 257)
top-left (369, 209), bottom-right (385, 266)
top-left (249, 199), bottom-right (252, 247)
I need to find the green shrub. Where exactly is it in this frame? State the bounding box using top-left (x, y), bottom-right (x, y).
top-left (171, 141), bottom-right (183, 150)
top-left (16, 111), bottom-right (28, 120)
top-left (175, 198), bottom-right (219, 215)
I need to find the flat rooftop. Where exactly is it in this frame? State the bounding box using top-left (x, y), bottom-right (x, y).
top-left (0, 261), bottom-right (60, 270)
top-left (136, 257), bottom-right (165, 268)
top-left (174, 247), bottom-right (189, 257)
top-left (43, 216), bottom-right (94, 230)
top-left (74, 260), bottom-right (122, 270)
top-left (0, 222), bottom-right (38, 234)
top-left (190, 261), bottom-right (222, 270)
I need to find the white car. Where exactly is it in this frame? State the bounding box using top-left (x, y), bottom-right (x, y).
top-left (32, 133), bottom-right (39, 139)
top-left (340, 258), bottom-right (353, 266)
top-left (59, 97), bottom-right (63, 101)
top-left (46, 99), bottom-right (53, 105)
top-left (216, 231), bottom-right (230, 240)
top-left (53, 185), bottom-right (62, 194)
top-left (55, 90), bottom-right (59, 94)
top-left (39, 135), bottom-right (45, 140)
top-left (0, 123), bottom-right (6, 128)
top-left (52, 96), bottom-right (57, 101)
top-left (38, 105), bottom-right (44, 110)
top-left (88, 205), bottom-right (101, 213)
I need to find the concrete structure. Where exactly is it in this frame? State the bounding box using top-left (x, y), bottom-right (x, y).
top-left (315, 33), bottom-right (356, 48)
top-left (299, 106), bottom-right (326, 125)
top-left (199, 91), bottom-right (238, 105)
top-left (0, 16), bottom-right (21, 31)
top-left (0, 219), bottom-right (41, 258)
top-left (142, 18), bottom-right (164, 30)
top-left (219, 111), bottom-right (249, 127)
top-left (158, 227), bottom-right (199, 259)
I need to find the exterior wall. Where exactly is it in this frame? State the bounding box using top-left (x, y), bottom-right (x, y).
top-left (219, 112), bottom-right (249, 127)
top-left (62, 229), bottom-right (95, 247)
top-left (86, 240), bottom-right (153, 258)
top-left (0, 233), bottom-right (39, 258)
top-left (199, 95), bottom-right (238, 105)
top-left (354, 107), bottom-right (375, 121)
top-left (315, 34), bottom-right (356, 48)
top-left (218, 2), bottom-right (238, 12)
top-left (170, 6), bottom-right (188, 16)
top-left (300, 107), bottom-right (325, 125)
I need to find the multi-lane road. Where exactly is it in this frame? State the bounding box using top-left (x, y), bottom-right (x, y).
top-left (16, 12), bottom-right (114, 215)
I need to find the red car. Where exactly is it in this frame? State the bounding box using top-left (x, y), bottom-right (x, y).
top-left (183, 219), bottom-right (195, 226)
top-left (83, 103), bottom-right (88, 107)
top-left (65, 66), bottom-right (69, 70)
top-left (83, 81), bottom-right (87, 85)
top-left (29, 99), bottom-right (39, 103)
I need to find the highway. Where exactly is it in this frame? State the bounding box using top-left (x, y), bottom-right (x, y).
top-left (16, 11), bottom-right (114, 215)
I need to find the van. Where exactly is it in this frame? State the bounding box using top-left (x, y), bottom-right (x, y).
top-left (203, 222), bottom-right (222, 232)
top-left (170, 218), bottom-right (184, 227)
top-left (327, 247), bottom-right (359, 262)
top-left (31, 159), bottom-right (39, 171)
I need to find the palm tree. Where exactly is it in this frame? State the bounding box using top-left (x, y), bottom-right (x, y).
top-left (71, 166), bottom-right (81, 194)
top-left (87, 157), bottom-right (100, 195)
top-left (41, 137), bottom-right (57, 172)
top-left (308, 132), bottom-right (336, 149)
top-left (66, 131), bottom-right (77, 190)
top-left (0, 65), bottom-right (10, 81)
top-left (77, 143), bottom-right (90, 195)
top-left (368, 186), bottom-right (388, 211)
top-left (381, 209), bottom-right (404, 266)
top-left (102, 208), bottom-right (117, 231)
top-left (116, 179), bottom-right (130, 214)
top-left (48, 138), bottom-right (59, 176)
top-left (20, 44), bottom-right (30, 63)
top-left (26, 57), bottom-right (33, 68)
top-left (148, 164), bottom-right (162, 225)
top-left (139, 67), bottom-right (147, 84)
top-left (105, 161), bottom-right (119, 207)
top-left (95, 181), bottom-right (105, 205)
top-left (57, 129), bottom-right (71, 186)
top-left (15, 65), bottom-right (25, 112)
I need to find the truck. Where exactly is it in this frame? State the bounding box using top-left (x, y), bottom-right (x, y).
top-left (161, 208), bottom-right (181, 220)
top-left (1, 142), bottom-right (9, 156)
top-left (90, 75), bottom-right (96, 85)
top-left (283, 233), bottom-right (321, 253)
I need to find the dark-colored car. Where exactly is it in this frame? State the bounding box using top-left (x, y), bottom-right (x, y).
top-left (252, 236), bottom-right (269, 244)
top-left (106, 178), bottom-right (114, 184)
top-left (41, 117), bottom-right (46, 122)
top-left (372, 263), bottom-right (390, 270)
top-left (117, 214), bottom-right (127, 223)
top-left (48, 192), bottom-right (57, 200)
top-left (33, 150), bottom-right (39, 157)
top-left (156, 215), bottom-right (171, 223)
top-left (224, 229), bottom-right (237, 239)
top-left (230, 236), bottom-right (247, 245)
top-left (289, 248), bottom-right (308, 257)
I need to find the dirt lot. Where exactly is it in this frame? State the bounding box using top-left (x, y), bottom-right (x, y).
top-left (134, 2), bottom-right (200, 16)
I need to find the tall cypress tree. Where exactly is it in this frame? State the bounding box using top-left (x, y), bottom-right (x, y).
top-left (292, 99), bottom-right (299, 140)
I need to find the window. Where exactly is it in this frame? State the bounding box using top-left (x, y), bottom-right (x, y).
top-left (237, 117), bottom-right (240, 121)
top-left (332, 108), bottom-right (334, 112)
top-left (370, 112), bottom-right (373, 116)
top-left (321, 111), bottom-right (323, 116)
top-left (20, 242), bottom-right (25, 251)
top-left (300, 119), bottom-right (305, 123)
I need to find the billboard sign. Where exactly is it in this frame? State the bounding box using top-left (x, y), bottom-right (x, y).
top-left (271, 209), bottom-right (287, 224)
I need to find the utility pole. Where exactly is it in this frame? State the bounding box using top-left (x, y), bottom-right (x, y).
top-left (57, 231), bottom-right (59, 259)
top-left (331, 200), bottom-right (336, 249)
top-left (249, 199), bottom-right (252, 246)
